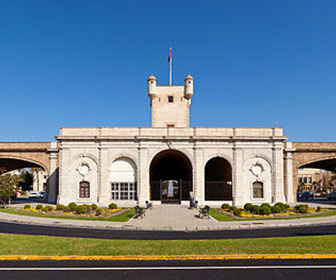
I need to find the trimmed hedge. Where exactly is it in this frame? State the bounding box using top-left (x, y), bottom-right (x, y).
top-left (35, 204), bottom-right (43, 210)
top-left (24, 204), bottom-right (31, 209)
top-left (259, 205), bottom-right (271, 215)
top-left (56, 204), bottom-right (65, 211)
top-left (109, 203), bottom-right (118, 210)
top-left (75, 205), bottom-right (87, 215)
top-left (68, 202), bottom-right (77, 211)
top-left (244, 203), bottom-right (253, 212)
top-left (43, 205), bottom-right (54, 212)
top-left (221, 203), bottom-right (231, 210)
top-left (250, 205), bottom-right (260, 214)
top-left (271, 205), bottom-right (281, 214)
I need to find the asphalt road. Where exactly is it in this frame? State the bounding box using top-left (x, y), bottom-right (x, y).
top-left (1, 259), bottom-right (336, 280)
top-left (0, 221), bottom-right (336, 240)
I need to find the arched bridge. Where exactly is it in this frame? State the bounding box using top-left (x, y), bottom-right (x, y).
top-left (285, 142), bottom-right (336, 202)
top-left (0, 142), bottom-right (59, 203)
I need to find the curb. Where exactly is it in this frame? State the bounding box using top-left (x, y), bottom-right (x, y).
top-left (1, 254), bottom-right (336, 261)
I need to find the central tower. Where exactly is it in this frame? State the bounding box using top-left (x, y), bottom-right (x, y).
top-left (147, 74), bottom-right (194, 128)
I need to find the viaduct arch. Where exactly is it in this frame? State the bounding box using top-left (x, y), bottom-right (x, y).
top-left (285, 142), bottom-right (336, 202)
top-left (0, 142), bottom-right (59, 203)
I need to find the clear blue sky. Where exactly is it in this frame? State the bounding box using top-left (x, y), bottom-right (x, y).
top-left (0, 0), bottom-right (335, 142)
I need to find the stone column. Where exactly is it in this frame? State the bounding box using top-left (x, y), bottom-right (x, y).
top-left (48, 142), bottom-right (58, 203)
top-left (193, 146), bottom-right (204, 206)
top-left (285, 142), bottom-right (295, 204)
top-left (137, 145), bottom-right (149, 207)
top-left (98, 145), bottom-right (110, 206)
top-left (272, 142), bottom-right (286, 203)
top-left (233, 143), bottom-right (244, 206)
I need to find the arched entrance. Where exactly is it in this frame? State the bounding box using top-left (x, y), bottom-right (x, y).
top-left (150, 150), bottom-right (192, 203)
top-left (110, 158), bottom-right (137, 201)
top-left (204, 157), bottom-right (232, 200)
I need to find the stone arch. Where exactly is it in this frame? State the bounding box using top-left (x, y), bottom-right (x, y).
top-left (243, 154), bottom-right (273, 171)
top-left (202, 153), bottom-right (233, 170)
top-left (298, 155), bottom-right (336, 170)
top-left (147, 148), bottom-right (194, 171)
top-left (149, 149), bottom-right (193, 202)
top-left (109, 153), bottom-right (138, 169)
top-left (71, 153), bottom-right (99, 169)
top-left (110, 157), bottom-right (137, 182)
top-left (243, 156), bottom-right (272, 203)
top-left (0, 155), bottom-right (49, 175)
top-left (204, 156), bottom-right (233, 201)
top-left (110, 157), bottom-right (138, 201)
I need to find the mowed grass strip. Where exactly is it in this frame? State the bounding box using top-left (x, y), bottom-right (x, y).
top-left (209, 208), bottom-right (336, 222)
top-left (0, 208), bottom-right (135, 222)
top-left (1, 233), bottom-right (336, 256)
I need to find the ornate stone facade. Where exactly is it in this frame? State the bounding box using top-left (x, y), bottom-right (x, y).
top-left (56, 74), bottom-right (287, 207)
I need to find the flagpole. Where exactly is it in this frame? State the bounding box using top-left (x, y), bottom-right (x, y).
top-left (169, 47), bottom-right (172, 86)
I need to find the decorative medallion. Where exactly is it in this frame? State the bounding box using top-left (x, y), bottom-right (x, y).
top-left (250, 162), bottom-right (264, 178)
top-left (77, 162), bottom-right (90, 177)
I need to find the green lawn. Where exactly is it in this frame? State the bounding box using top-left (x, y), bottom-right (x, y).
top-left (0, 208), bottom-right (135, 222)
top-left (0, 233), bottom-right (336, 255)
top-left (209, 208), bottom-right (336, 222)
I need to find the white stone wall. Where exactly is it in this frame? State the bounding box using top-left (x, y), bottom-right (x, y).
top-left (57, 128), bottom-right (287, 208)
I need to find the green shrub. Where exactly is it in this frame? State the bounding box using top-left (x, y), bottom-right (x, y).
top-left (68, 202), bottom-right (77, 211)
top-left (271, 205), bottom-right (281, 214)
top-left (221, 203), bottom-right (231, 210)
top-left (229, 206), bottom-right (237, 212)
top-left (35, 204), bottom-right (43, 210)
top-left (259, 205), bottom-right (271, 215)
top-left (56, 204), bottom-right (65, 211)
top-left (260, 203), bottom-right (271, 209)
top-left (250, 205), bottom-right (260, 214)
top-left (244, 203), bottom-right (253, 212)
top-left (63, 206), bottom-right (70, 212)
top-left (295, 204), bottom-right (308, 214)
top-left (233, 208), bottom-right (242, 216)
top-left (43, 205), bottom-right (54, 212)
top-left (75, 205), bottom-right (87, 215)
top-left (274, 202), bottom-right (289, 212)
top-left (24, 204), bottom-right (31, 210)
top-left (109, 203), bottom-right (118, 210)
top-left (83, 204), bottom-right (91, 213)
top-left (91, 204), bottom-right (98, 211)
top-left (316, 206), bottom-right (321, 212)
top-left (95, 208), bottom-right (102, 216)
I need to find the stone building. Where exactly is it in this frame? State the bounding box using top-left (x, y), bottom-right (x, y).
top-left (56, 74), bottom-right (290, 207)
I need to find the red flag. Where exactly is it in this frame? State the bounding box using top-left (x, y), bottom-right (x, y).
top-left (168, 47), bottom-right (172, 63)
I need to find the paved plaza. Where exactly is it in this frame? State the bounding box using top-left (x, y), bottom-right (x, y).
top-left (1, 202), bottom-right (336, 231)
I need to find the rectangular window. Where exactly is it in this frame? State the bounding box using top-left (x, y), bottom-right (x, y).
top-left (167, 124), bottom-right (175, 128)
top-left (253, 182), bottom-right (263, 199)
top-left (168, 96), bottom-right (174, 103)
top-left (111, 182), bottom-right (137, 200)
top-left (79, 181), bottom-right (90, 198)
top-left (308, 177), bottom-right (312, 183)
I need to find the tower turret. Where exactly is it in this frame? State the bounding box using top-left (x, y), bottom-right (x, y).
top-left (147, 74), bottom-right (157, 98)
top-left (184, 73), bottom-right (194, 99)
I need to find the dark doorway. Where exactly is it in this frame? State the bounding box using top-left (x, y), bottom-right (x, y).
top-left (205, 157), bottom-right (232, 200)
top-left (150, 150), bottom-right (192, 203)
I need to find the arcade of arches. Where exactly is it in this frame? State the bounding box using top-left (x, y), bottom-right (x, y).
top-left (1, 140), bottom-right (336, 205)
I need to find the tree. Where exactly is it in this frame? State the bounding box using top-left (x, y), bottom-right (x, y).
top-left (0, 168), bottom-right (18, 207)
top-left (329, 170), bottom-right (336, 192)
top-left (18, 169), bottom-right (33, 191)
